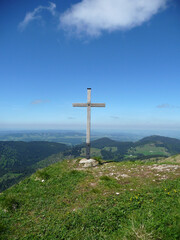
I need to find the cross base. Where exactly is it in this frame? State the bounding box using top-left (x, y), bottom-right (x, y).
top-left (79, 158), bottom-right (99, 168)
top-left (86, 143), bottom-right (90, 159)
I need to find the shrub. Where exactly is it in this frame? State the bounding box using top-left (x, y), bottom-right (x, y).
top-left (36, 169), bottom-right (50, 180)
top-left (1, 194), bottom-right (21, 212)
top-left (100, 175), bottom-right (112, 181)
top-left (69, 170), bottom-right (79, 175)
top-left (93, 156), bottom-right (103, 165)
top-left (0, 223), bottom-right (6, 233)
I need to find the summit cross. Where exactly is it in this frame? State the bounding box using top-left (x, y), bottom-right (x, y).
top-left (73, 88), bottom-right (106, 159)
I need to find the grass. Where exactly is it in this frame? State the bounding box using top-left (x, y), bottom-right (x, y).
top-left (0, 158), bottom-right (179, 239)
top-left (81, 147), bottom-right (102, 157)
top-left (129, 144), bottom-right (169, 156)
top-left (103, 147), bottom-right (118, 152)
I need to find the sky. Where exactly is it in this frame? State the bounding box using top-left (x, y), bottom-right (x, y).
top-left (0, 0), bottom-right (180, 131)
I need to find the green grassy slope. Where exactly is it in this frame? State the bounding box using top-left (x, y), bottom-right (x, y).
top-left (128, 143), bottom-right (169, 156)
top-left (0, 157), bottom-right (179, 240)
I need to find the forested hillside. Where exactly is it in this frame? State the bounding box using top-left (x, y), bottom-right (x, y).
top-left (0, 141), bottom-right (69, 192)
top-left (75, 135), bottom-right (180, 161)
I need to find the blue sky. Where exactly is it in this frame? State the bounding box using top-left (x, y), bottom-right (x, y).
top-left (0, 0), bottom-right (180, 131)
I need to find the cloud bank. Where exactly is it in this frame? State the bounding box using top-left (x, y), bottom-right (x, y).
top-left (110, 116), bottom-right (120, 119)
top-left (157, 104), bottom-right (180, 109)
top-left (31, 100), bottom-right (50, 105)
top-left (60, 0), bottom-right (168, 36)
top-left (19, 2), bottom-right (56, 31)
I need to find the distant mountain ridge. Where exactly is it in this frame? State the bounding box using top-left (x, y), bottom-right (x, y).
top-left (137, 135), bottom-right (180, 144)
top-left (91, 135), bottom-right (180, 145)
top-left (91, 135), bottom-right (180, 150)
top-left (91, 137), bottom-right (127, 148)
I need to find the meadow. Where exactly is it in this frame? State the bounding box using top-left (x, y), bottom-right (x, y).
top-left (0, 156), bottom-right (179, 239)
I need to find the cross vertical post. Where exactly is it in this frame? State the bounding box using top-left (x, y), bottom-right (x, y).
top-left (73, 88), bottom-right (105, 160)
top-left (86, 88), bottom-right (91, 159)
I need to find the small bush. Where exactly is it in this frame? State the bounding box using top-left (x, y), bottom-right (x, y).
top-left (36, 169), bottom-right (50, 180)
top-left (100, 175), bottom-right (112, 181)
top-left (100, 175), bottom-right (120, 188)
top-left (91, 188), bottom-right (100, 194)
top-left (0, 223), bottom-right (6, 233)
top-left (1, 194), bottom-right (21, 212)
top-left (69, 170), bottom-right (79, 175)
top-left (93, 156), bottom-right (103, 165)
top-left (67, 170), bottom-right (87, 181)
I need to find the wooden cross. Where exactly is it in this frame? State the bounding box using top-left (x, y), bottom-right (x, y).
top-left (73, 88), bottom-right (105, 159)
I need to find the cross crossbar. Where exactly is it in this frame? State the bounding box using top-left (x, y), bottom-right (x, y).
top-left (73, 103), bottom-right (88, 107)
top-left (72, 88), bottom-right (105, 159)
top-left (91, 103), bottom-right (105, 107)
top-left (73, 103), bottom-right (105, 107)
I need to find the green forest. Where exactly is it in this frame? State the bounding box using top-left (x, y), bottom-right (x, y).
top-left (0, 141), bottom-right (68, 192)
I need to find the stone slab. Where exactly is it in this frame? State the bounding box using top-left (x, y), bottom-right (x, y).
top-left (79, 158), bottom-right (99, 168)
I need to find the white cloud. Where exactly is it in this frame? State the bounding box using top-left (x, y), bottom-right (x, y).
top-left (60, 0), bottom-right (169, 37)
top-left (19, 2), bottom-right (56, 31)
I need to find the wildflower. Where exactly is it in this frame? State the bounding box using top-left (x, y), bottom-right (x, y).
top-left (116, 192), bottom-right (120, 195)
top-left (168, 192), bottom-right (170, 195)
top-left (165, 188), bottom-right (167, 191)
top-left (42, 179), bottom-right (45, 182)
